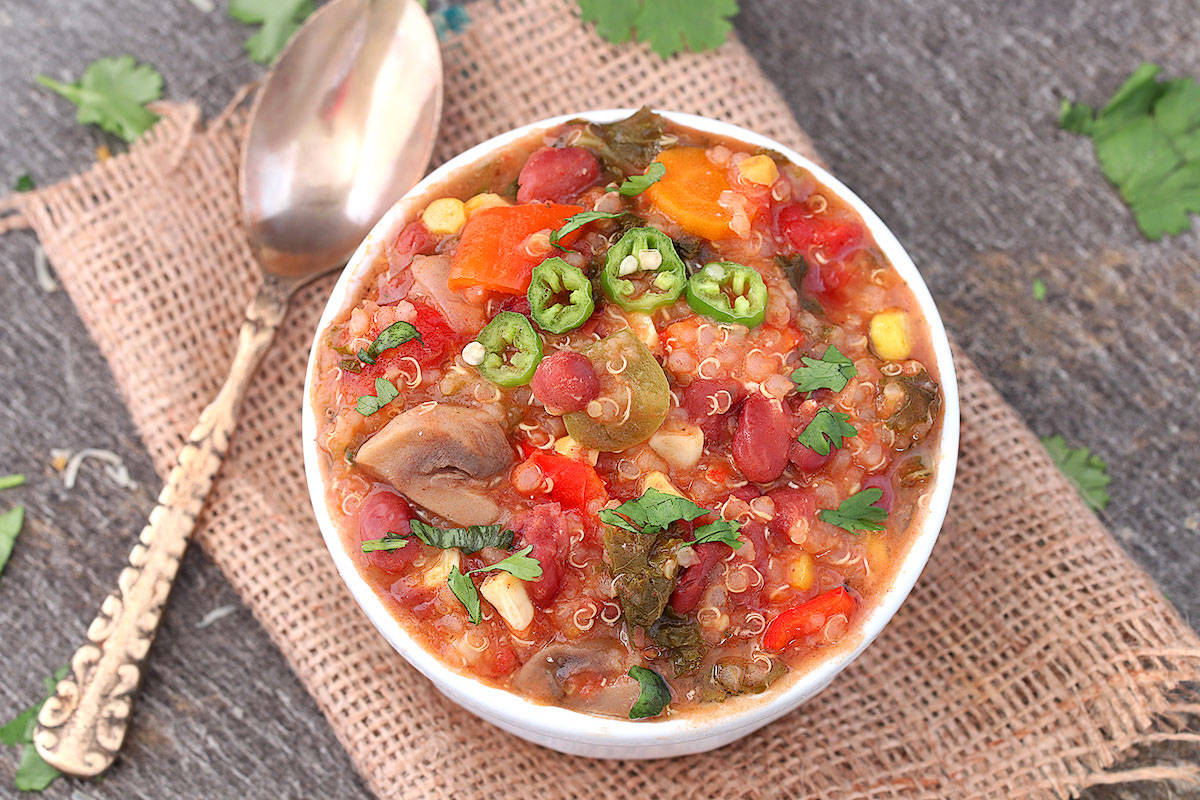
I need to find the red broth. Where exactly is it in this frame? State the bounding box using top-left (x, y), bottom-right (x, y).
top-left (311, 109), bottom-right (943, 719)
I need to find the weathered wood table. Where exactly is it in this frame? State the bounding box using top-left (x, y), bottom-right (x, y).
top-left (0, 1), bottom-right (1196, 797)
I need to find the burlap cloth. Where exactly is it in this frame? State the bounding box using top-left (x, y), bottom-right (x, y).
top-left (3, 1), bottom-right (1198, 797)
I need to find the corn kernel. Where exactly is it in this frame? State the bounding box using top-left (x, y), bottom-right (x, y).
top-left (737, 154), bottom-right (779, 186)
top-left (423, 549), bottom-right (460, 588)
top-left (480, 572), bottom-right (534, 631)
top-left (464, 192), bottom-right (509, 217)
top-left (639, 470), bottom-right (683, 498)
top-left (421, 197), bottom-right (467, 235)
top-left (553, 435), bottom-right (599, 466)
top-left (788, 552), bottom-right (816, 591)
top-left (649, 425), bottom-right (705, 470)
top-left (869, 309), bottom-right (911, 360)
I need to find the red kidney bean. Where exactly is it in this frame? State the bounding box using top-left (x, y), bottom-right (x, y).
top-left (516, 502), bottom-right (567, 607)
top-left (669, 542), bottom-right (724, 614)
top-left (531, 350), bottom-right (600, 413)
top-left (358, 489), bottom-right (417, 572)
top-left (682, 378), bottom-right (744, 439)
top-left (516, 146), bottom-right (601, 203)
top-left (733, 394), bottom-right (791, 483)
top-left (787, 438), bottom-right (833, 472)
top-left (767, 487), bottom-right (816, 541)
top-left (861, 474), bottom-right (895, 512)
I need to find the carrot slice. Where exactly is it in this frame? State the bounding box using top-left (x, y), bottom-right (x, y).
top-left (645, 147), bottom-right (751, 240)
top-left (448, 202), bottom-right (584, 295)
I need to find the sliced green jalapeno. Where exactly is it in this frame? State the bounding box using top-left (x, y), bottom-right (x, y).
top-left (685, 261), bottom-right (769, 328)
top-left (474, 311), bottom-right (543, 387)
top-left (527, 257), bottom-right (595, 334)
top-left (600, 227), bottom-right (687, 313)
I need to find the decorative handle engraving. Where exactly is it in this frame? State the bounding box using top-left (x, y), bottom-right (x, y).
top-left (33, 277), bottom-right (292, 777)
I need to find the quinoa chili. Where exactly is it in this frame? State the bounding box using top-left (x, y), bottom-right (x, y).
top-left (311, 108), bottom-right (944, 720)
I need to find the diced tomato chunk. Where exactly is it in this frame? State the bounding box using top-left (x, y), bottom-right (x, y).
top-left (762, 587), bottom-right (856, 651)
top-left (516, 146), bottom-right (601, 203)
top-left (337, 302), bottom-right (461, 400)
top-left (681, 378), bottom-right (744, 439)
top-left (778, 204), bottom-right (862, 262)
top-left (357, 489), bottom-right (417, 572)
top-left (393, 220), bottom-right (437, 259)
top-left (516, 451), bottom-right (607, 514)
top-left (767, 487), bottom-right (816, 542)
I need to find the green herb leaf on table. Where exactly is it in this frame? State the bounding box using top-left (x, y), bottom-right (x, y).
top-left (1, 665), bottom-right (68, 793)
top-left (1041, 435), bottom-right (1111, 511)
top-left (0, 506), bottom-right (25, 580)
top-left (608, 161), bottom-right (666, 196)
top-left (354, 377), bottom-right (399, 416)
top-left (627, 665), bottom-right (671, 718)
top-left (36, 56), bottom-right (163, 143)
top-left (797, 408), bottom-right (858, 456)
top-left (790, 345), bottom-right (858, 393)
top-left (550, 210), bottom-right (627, 249)
top-left (228, 0), bottom-right (315, 64)
top-left (599, 487), bottom-right (708, 535)
top-left (579, 0), bottom-right (739, 60)
top-left (0, 474), bottom-right (25, 491)
top-left (447, 566), bottom-right (483, 624)
top-left (818, 488), bottom-right (887, 533)
top-left (13, 175), bottom-right (34, 193)
top-left (409, 520), bottom-right (514, 553)
top-left (1032, 278), bottom-right (1047, 301)
top-left (687, 518), bottom-right (743, 549)
top-left (471, 545), bottom-right (543, 581)
top-left (357, 321), bottom-right (422, 365)
top-left (1060, 63), bottom-right (1200, 240)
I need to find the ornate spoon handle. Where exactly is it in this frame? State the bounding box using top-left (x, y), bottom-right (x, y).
top-left (33, 278), bottom-right (291, 777)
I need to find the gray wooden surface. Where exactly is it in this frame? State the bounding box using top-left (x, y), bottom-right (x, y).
top-left (0, 1), bottom-right (1196, 798)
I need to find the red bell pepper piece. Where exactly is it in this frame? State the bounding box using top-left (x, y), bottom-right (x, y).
top-left (516, 451), bottom-right (607, 514)
top-left (762, 586), bottom-right (856, 651)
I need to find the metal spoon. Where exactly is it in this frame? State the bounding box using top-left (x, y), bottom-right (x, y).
top-left (33, 0), bottom-right (442, 776)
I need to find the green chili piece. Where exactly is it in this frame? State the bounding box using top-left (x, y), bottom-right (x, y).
top-left (685, 261), bottom-right (769, 328)
top-left (600, 227), bottom-right (687, 313)
top-left (527, 257), bottom-right (595, 334)
top-left (474, 311), bottom-right (543, 387)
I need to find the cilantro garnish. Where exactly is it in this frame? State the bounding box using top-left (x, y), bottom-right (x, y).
top-left (36, 56), bottom-right (163, 143)
top-left (13, 175), bottom-right (34, 193)
top-left (790, 345), bottom-right (858, 393)
top-left (687, 518), bottom-right (743, 549)
top-left (357, 321), bottom-right (422, 365)
top-left (579, 0), bottom-right (739, 60)
top-left (608, 161), bottom-right (666, 196)
top-left (818, 488), bottom-right (887, 533)
top-left (627, 665), bottom-right (671, 718)
top-left (228, 0), bottom-right (315, 64)
top-left (0, 474), bottom-right (25, 491)
top-left (599, 488), bottom-right (708, 536)
top-left (1041, 435), bottom-right (1111, 511)
top-left (550, 210), bottom-right (627, 249)
top-left (797, 408), bottom-right (858, 456)
top-left (1032, 279), bottom-right (1047, 301)
top-left (0, 666), bottom-right (68, 792)
top-left (446, 546), bottom-right (544, 624)
top-left (354, 377), bottom-right (399, 416)
top-left (0, 507), bottom-right (25, 580)
top-left (1060, 63), bottom-right (1200, 239)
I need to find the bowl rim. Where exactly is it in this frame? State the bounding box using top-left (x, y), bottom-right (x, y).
top-left (302, 108), bottom-right (960, 749)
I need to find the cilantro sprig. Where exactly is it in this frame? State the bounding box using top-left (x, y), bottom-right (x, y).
top-left (600, 488), bottom-right (743, 548)
top-left (36, 56), bottom-right (163, 143)
top-left (627, 665), bottom-right (671, 718)
top-left (0, 666), bottom-right (68, 792)
top-left (550, 210), bottom-right (627, 249)
top-left (1060, 63), bottom-right (1200, 239)
top-left (797, 408), bottom-right (858, 456)
top-left (686, 519), bottom-right (743, 550)
top-left (228, 0), bottom-right (315, 64)
top-left (579, 0), bottom-right (739, 60)
top-left (790, 345), bottom-right (858, 393)
top-left (361, 521), bottom-right (515, 555)
top-left (818, 488), bottom-right (887, 533)
top-left (607, 162), bottom-right (666, 196)
top-left (357, 321), bottom-right (422, 365)
top-left (354, 377), bottom-right (399, 416)
top-left (447, 547), bottom-right (543, 624)
top-left (13, 175), bottom-right (34, 193)
top-left (1041, 435), bottom-right (1111, 512)
top-left (0, 507), bottom-right (25, 581)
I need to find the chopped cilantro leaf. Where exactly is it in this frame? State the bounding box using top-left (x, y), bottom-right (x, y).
top-left (0, 506), bottom-right (25, 580)
top-left (471, 545), bottom-right (543, 581)
top-left (0, 474), bottom-right (25, 491)
top-left (599, 487), bottom-right (708, 535)
top-left (447, 566), bottom-right (482, 624)
top-left (550, 210), bottom-right (626, 249)
top-left (1032, 278), bottom-right (1047, 301)
top-left (797, 408), bottom-right (858, 456)
top-left (13, 175), bottom-right (34, 193)
top-left (36, 56), bottom-right (162, 143)
top-left (627, 665), bottom-right (671, 718)
top-left (1060, 63), bottom-right (1200, 239)
top-left (2, 665), bottom-right (68, 792)
top-left (228, 0), bottom-right (315, 64)
top-left (1041, 435), bottom-right (1111, 511)
top-left (608, 161), bottom-right (666, 196)
top-left (818, 488), bottom-right (887, 533)
top-left (687, 518), bottom-right (743, 549)
top-left (360, 532), bottom-right (409, 553)
top-left (579, 0), bottom-right (739, 60)
top-left (358, 320), bottom-right (422, 365)
top-left (354, 377), bottom-right (399, 416)
top-left (790, 345), bottom-right (858, 393)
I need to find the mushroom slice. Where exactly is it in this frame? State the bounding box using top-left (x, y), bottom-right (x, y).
top-left (355, 404), bottom-right (512, 526)
top-left (513, 639), bottom-right (640, 717)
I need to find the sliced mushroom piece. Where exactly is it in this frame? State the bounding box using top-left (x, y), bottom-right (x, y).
top-left (354, 404), bottom-right (513, 526)
top-left (513, 639), bottom-right (641, 717)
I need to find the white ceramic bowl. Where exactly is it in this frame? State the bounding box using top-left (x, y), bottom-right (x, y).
top-left (302, 109), bottom-right (959, 759)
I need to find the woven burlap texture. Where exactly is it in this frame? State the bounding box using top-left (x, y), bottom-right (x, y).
top-left (3, 1), bottom-right (1198, 798)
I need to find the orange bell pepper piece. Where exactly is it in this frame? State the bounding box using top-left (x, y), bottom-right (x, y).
top-left (448, 202), bottom-right (584, 295)
top-left (645, 146), bottom-right (754, 241)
